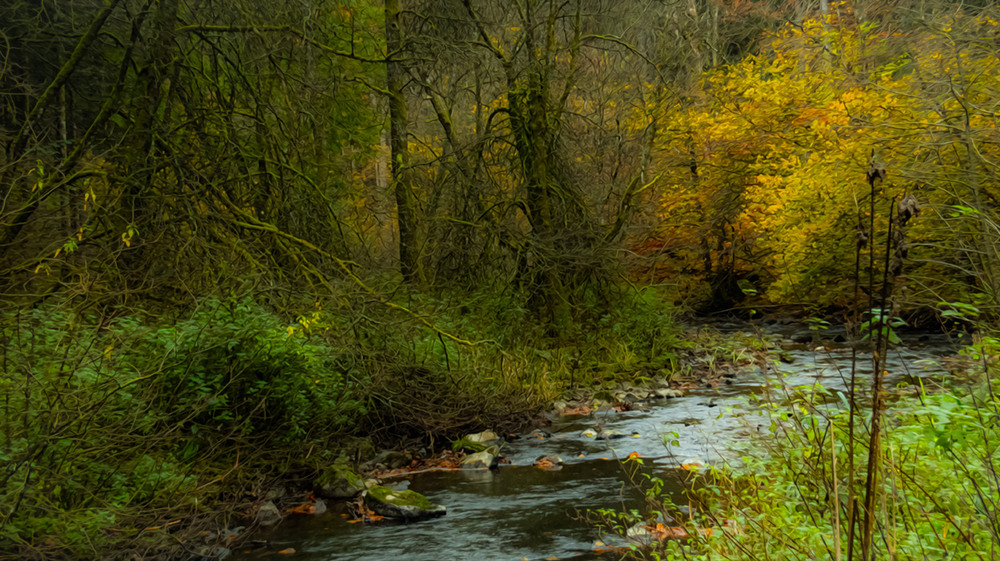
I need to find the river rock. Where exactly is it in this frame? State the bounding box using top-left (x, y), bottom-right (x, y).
top-left (373, 449), bottom-right (413, 469)
top-left (466, 430), bottom-right (499, 443)
top-left (256, 501), bottom-right (282, 527)
top-left (462, 450), bottom-right (498, 469)
top-left (653, 388), bottom-right (684, 398)
top-left (651, 374), bottom-right (670, 387)
top-left (315, 464), bottom-right (367, 499)
top-left (533, 454), bottom-right (564, 470)
top-left (614, 390), bottom-right (647, 403)
top-left (626, 523), bottom-right (653, 539)
top-left (364, 486), bottom-right (447, 521)
top-left (595, 430), bottom-right (640, 440)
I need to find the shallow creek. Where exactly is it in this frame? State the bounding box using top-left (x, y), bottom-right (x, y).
top-left (238, 324), bottom-right (957, 561)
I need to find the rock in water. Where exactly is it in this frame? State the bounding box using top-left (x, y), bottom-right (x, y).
top-left (256, 501), bottom-right (282, 527)
top-left (315, 464), bottom-right (367, 499)
top-left (364, 486), bottom-right (447, 521)
top-left (596, 430), bottom-right (640, 440)
top-left (373, 450), bottom-right (413, 469)
top-left (462, 451), bottom-right (498, 469)
top-left (533, 455), bottom-right (564, 470)
top-left (465, 430), bottom-right (499, 443)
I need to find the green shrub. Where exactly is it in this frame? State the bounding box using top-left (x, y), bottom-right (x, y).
top-left (121, 299), bottom-right (363, 443)
top-left (0, 299), bottom-right (368, 558)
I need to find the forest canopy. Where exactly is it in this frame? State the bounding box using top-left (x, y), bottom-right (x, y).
top-left (2, 0), bottom-right (999, 322)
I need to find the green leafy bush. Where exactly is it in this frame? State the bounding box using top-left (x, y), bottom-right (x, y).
top-left (121, 299), bottom-right (362, 442)
top-left (0, 299), bottom-right (368, 558)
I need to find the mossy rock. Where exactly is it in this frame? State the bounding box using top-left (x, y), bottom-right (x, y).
top-left (364, 486), bottom-right (446, 521)
top-left (315, 464), bottom-right (366, 499)
top-left (451, 437), bottom-right (487, 454)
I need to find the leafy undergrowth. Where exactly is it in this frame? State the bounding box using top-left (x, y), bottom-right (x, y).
top-left (0, 285), bottom-right (688, 559)
top-left (595, 350), bottom-right (1000, 561)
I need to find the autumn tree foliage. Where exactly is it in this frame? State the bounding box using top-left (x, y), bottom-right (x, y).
top-left (649, 4), bottom-right (1000, 313)
top-left (3, 0), bottom-right (998, 318)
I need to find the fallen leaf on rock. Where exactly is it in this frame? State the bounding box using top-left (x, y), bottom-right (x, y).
top-left (592, 540), bottom-right (610, 552)
top-left (284, 493), bottom-right (327, 515)
top-left (648, 523), bottom-right (713, 540)
top-left (534, 458), bottom-right (557, 470)
top-left (652, 523), bottom-right (690, 540)
top-left (288, 498), bottom-right (326, 515)
top-left (347, 500), bottom-right (384, 524)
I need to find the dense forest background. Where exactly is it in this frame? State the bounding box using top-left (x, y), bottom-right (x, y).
top-left (4, 0), bottom-right (999, 319)
top-left (2, 0), bottom-right (1000, 558)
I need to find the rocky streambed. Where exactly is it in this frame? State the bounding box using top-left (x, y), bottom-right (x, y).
top-left (233, 324), bottom-right (958, 561)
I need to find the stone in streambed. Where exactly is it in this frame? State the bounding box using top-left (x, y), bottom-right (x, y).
top-left (533, 454), bottom-right (564, 470)
top-left (596, 430), bottom-right (640, 441)
top-left (373, 449), bottom-right (413, 469)
top-left (255, 501), bottom-right (282, 527)
top-left (462, 450), bottom-right (498, 469)
top-left (614, 390), bottom-right (647, 403)
top-left (315, 464), bottom-right (367, 499)
top-left (364, 486), bottom-right (446, 521)
top-left (465, 430), bottom-right (499, 443)
top-left (582, 428), bottom-right (640, 440)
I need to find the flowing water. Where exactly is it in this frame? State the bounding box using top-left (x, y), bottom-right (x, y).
top-left (236, 324), bottom-right (958, 561)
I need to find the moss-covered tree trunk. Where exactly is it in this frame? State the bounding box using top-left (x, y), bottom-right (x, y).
top-left (385, 0), bottom-right (420, 283)
top-left (508, 68), bottom-right (570, 333)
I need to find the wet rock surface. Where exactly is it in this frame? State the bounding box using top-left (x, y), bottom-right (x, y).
top-left (315, 464), bottom-right (367, 499)
top-left (363, 486), bottom-right (447, 522)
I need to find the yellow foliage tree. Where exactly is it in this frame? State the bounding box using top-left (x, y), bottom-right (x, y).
top-left (652, 8), bottom-right (1000, 311)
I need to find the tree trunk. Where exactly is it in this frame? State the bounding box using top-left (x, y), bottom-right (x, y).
top-left (386, 0), bottom-right (420, 283)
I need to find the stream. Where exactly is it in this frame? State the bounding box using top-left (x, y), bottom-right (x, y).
top-left (236, 324), bottom-right (958, 561)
